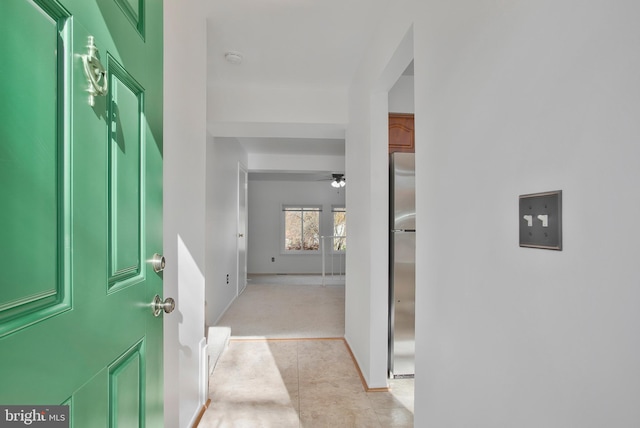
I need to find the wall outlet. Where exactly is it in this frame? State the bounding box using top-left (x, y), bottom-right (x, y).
top-left (226, 274), bottom-right (229, 284)
top-left (271, 257), bottom-right (275, 262)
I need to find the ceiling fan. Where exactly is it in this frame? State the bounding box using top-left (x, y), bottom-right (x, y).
top-left (329, 173), bottom-right (346, 188)
top-left (316, 173), bottom-right (346, 188)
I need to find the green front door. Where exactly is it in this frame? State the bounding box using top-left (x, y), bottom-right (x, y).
top-left (0, 0), bottom-right (164, 425)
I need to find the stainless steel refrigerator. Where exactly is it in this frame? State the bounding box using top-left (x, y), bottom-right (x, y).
top-left (389, 152), bottom-right (416, 378)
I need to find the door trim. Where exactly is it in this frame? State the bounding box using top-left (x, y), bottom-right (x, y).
top-left (236, 163), bottom-right (248, 296)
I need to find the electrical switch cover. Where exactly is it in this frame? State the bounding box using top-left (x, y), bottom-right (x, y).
top-left (519, 190), bottom-right (562, 250)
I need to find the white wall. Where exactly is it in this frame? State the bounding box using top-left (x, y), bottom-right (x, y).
top-left (247, 180), bottom-right (346, 274)
top-left (248, 153), bottom-right (345, 174)
top-left (350, 0), bottom-right (640, 426)
top-left (417, 1), bottom-right (640, 426)
top-left (208, 83), bottom-right (348, 132)
top-left (345, 18), bottom-right (414, 390)
top-left (205, 137), bottom-right (248, 326)
top-left (388, 75), bottom-right (414, 114)
top-left (163, 0), bottom-right (207, 426)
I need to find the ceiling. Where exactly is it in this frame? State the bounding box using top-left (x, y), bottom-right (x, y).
top-left (206, 0), bottom-right (387, 89)
top-left (205, 0), bottom-right (391, 180)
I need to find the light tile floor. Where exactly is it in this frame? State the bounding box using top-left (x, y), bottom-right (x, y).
top-left (199, 339), bottom-right (414, 427)
top-left (198, 275), bottom-right (414, 427)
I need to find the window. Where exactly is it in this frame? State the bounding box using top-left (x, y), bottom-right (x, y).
top-left (332, 206), bottom-right (346, 251)
top-left (283, 206), bottom-right (321, 252)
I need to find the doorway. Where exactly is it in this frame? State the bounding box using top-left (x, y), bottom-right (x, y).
top-left (237, 163), bottom-right (248, 295)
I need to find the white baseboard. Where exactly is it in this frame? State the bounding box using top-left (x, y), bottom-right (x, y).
top-left (212, 294), bottom-right (238, 326)
top-left (198, 337), bottom-right (208, 404)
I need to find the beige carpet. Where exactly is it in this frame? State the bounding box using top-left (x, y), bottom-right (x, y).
top-left (215, 275), bottom-right (345, 339)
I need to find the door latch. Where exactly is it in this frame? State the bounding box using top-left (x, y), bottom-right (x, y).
top-left (152, 295), bottom-right (175, 317)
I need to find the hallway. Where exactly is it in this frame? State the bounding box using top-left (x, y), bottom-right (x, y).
top-left (197, 275), bottom-right (414, 427)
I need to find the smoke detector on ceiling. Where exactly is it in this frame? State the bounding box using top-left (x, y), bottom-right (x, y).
top-left (224, 51), bottom-right (243, 64)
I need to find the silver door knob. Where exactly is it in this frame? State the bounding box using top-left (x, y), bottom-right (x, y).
top-left (152, 253), bottom-right (166, 272)
top-left (152, 295), bottom-right (175, 317)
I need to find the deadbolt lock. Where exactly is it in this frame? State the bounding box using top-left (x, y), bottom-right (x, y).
top-left (152, 253), bottom-right (166, 273)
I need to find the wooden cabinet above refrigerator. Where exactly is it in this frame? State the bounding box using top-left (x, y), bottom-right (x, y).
top-left (389, 113), bottom-right (414, 153)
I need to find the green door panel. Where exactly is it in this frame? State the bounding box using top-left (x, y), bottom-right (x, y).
top-left (109, 340), bottom-right (145, 427)
top-left (0, 0), bottom-right (163, 425)
top-left (113, 0), bottom-right (144, 37)
top-left (108, 58), bottom-right (144, 289)
top-left (0, 0), bottom-right (70, 337)
top-left (71, 372), bottom-right (109, 428)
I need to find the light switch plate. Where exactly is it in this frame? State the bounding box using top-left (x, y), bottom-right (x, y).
top-left (519, 190), bottom-right (562, 250)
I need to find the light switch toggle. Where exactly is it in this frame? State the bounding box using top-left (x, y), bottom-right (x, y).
top-left (523, 215), bottom-right (533, 227)
top-left (537, 214), bottom-right (549, 227)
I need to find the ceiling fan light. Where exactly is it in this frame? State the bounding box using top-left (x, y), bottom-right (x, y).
top-left (331, 179), bottom-right (340, 188)
top-left (339, 179), bottom-right (346, 187)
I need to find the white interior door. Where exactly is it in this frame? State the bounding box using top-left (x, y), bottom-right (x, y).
top-left (237, 164), bottom-right (248, 295)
